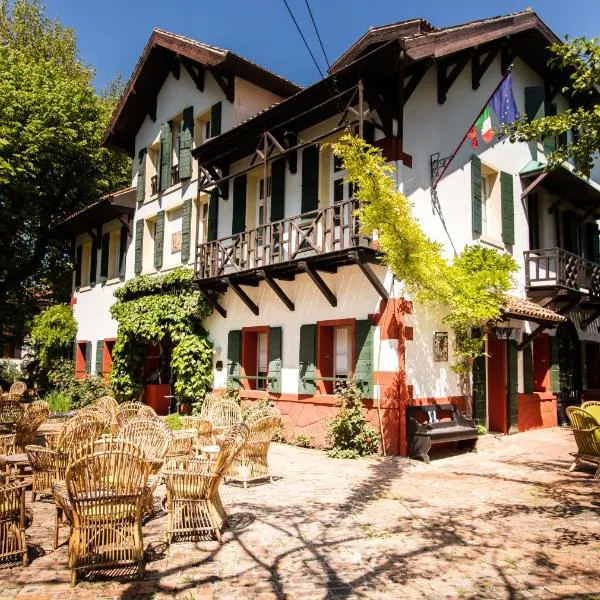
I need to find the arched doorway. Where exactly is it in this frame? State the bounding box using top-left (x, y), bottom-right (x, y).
top-left (555, 320), bottom-right (582, 425)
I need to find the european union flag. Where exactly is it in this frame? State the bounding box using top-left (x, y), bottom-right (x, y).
top-left (490, 72), bottom-right (520, 126)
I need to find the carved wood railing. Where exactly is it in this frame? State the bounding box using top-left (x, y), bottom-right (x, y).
top-left (195, 198), bottom-right (371, 280)
top-left (524, 247), bottom-right (600, 297)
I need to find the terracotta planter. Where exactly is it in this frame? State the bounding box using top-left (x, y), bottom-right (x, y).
top-left (143, 384), bottom-right (171, 415)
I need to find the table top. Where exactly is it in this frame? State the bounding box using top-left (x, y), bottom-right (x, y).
top-left (4, 453), bottom-right (29, 465)
top-left (37, 422), bottom-right (64, 434)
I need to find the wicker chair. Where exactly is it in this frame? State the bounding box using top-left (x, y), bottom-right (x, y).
top-left (566, 406), bottom-right (600, 479)
top-left (165, 429), bottom-right (197, 458)
top-left (93, 396), bottom-right (120, 434)
top-left (26, 412), bottom-right (105, 502)
top-left (14, 400), bottom-right (49, 451)
top-left (228, 414), bottom-right (282, 487)
top-left (163, 423), bottom-right (249, 543)
top-left (244, 404), bottom-right (281, 426)
top-left (8, 381), bottom-right (27, 398)
top-left (179, 416), bottom-right (213, 449)
top-left (208, 400), bottom-right (242, 438)
top-left (581, 401), bottom-right (600, 422)
top-left (0, 475), bottom-right (30, 566)
top-left (116, 401), bottom-right (157, 431)
top-left (65, 437), bottom-right (149, 586)
top-left (0, 401), bottom-right (24, 433)
top-left (0, 434), bottom-right (15, 470)
top-left (198, 393), bottom-right (219, 419)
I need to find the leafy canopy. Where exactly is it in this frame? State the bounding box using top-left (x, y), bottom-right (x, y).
top-left (30, 304), bottom-right (77, 370)
top-left (503, 36), bottom-right (600, 175)
top-left (0, 0), bottom-right (130, 344)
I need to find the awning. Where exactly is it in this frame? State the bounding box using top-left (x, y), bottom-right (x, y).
top-left (520, 160), bottom-right (600, 216)
top-left (502, 294), bottom-right (567, 325)
top-left (51, 188), bottom-right (135, 238)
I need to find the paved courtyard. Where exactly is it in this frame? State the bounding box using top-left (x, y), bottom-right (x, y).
top-left (1, 427), bottom-right (599, 599)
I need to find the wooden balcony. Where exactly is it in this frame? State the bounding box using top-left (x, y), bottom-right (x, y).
top-left (194, 198), bottom-right (385, 316)
top-left (524, 247), bottom-right (600, 299)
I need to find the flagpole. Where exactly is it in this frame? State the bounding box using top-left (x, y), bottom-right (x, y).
top-left (432, 65), bottom-right (513, 189)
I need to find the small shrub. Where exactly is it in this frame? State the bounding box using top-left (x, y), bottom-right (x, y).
top-left (0, 360), bottom-right (22, 387)
top-left (44, 389), bottom-right (72, 414)
top-left (47, 359), bottom-right (112, 409)
top-left (294, 433), bottom-right (314, 448)
top-left (164, 413), bottom-right (182, 430)
top-left (476, 424), bottom-right (488, 436)
top-left (327, 377), bottom-right (380, 459)
top-left (219, 385), bottom-right (241, 404)
top-left (241, 393), bottom-right (273, 421)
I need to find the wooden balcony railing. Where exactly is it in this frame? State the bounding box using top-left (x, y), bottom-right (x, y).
top-left (524, 247), bottom-right (600, 297)
top-left (195, 198), bottom-right (371, 280)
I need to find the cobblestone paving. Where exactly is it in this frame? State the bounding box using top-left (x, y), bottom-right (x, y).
top-left (0, 428), bottom-right (599, 599)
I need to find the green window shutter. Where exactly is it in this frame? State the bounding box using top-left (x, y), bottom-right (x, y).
top-left (85, 341), bottom-right (92, 374)
top-left (549, 336), bottom-right (560, 393)
top-left (119, 225), bottom-right (128, 277)
top-left (507, 341), bottom-right (518, 433)
top-left (500, 171), bottom-right (514, 245)
top-left (179, 106), bottom-right (194, 180)
top-left (301, 145), bottom-right (319, 213)
top-left (95, 340), bottom-right (104, 375)
top-left (154, 210), bottom-right (165, 269)
top-left (525, 86), bottom-right (545, 122)
top-left (159, 122), bottom-right (172, 191)
top-left (523, 344), bottom-right (534, 394)
top-left (136, 148), bottom-right (146, 204)
top-left (581, 341), bottom-right (587, 390)
top-left (270, 158), bottom-right (286, 222)
top-left (180, 198), bottom-right (192, 263)
top-left (207, 190), bottom-right (219, 242)
top-left (227, 330), bottom-right (242, 389)
top-left (211, 102), bottom-right (222, 137)
top-left (528, 194), bottom-right (540, 249)
top-left (75, 245), bottom-right (83, 288)
top-left (134, 220), bottom-right (144, 275)
top-left (89, 238), bottom-right (98, 285)
top-left (472, 354), bottom-right (487, 423)
top-left (355, 319), bottom-right (374, 398)
top-left (267, 326), bottom-right (282, 393)
top-left (232, 175), bottom-right (247, 235)
top-left (298, 324), bottom-right (316, 394)
top-left (100, 232), bottom-right (110, 278)
top-left (471, 155), bottom-right (482, 235)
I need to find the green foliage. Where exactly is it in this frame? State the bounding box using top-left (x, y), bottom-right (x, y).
top-left (29, 304), bottom-right (76, 369)
top-left (164, 413), bottom-right (182, 431)
top-left (327, 377), bottom-right (380, 459)
top-left (476, 424), bottom-right (488, 436)
top-left (240, 395), bottom-right (272, 421)
top-left (109, 268), bottom-right (213, 403)
top-left (0, 359), bottom-right (22, 386)
top-left (0, 0), bottom-right (130, 345)
top-left (503, 36), bottom-right (600, 175)
top-left (47, 358), bottom-right (111, 409)
top-left (332, 136), bottom-right (518, 413)
top-left (43, 389), bottom-right (72, 414)
top-left (294, 434), bottom-right (314, 448)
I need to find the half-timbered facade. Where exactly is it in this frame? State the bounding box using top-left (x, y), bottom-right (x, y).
top-left (58, 10), bottom-right (600, 455)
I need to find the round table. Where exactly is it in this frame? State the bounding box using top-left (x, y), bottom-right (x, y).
top-left (4, 452), bottom-right (29, 475)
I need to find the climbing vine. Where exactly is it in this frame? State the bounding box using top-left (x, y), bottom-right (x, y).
top-left (30, 304), bottom-right (77, 370)
top-left (109, 268), bottom-right (213, 403)
top-left (331, 135), bottom-right (518, 413)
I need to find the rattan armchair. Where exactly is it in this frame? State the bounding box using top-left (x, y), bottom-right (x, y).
top-left (0, 434), bottom-right (15, 470)
top-left (179, 416), bottom-right (213, 449)
top-left (116, 401), bottom-right (157, 431)
top-left (166, 429), bottom-right (197, 458)
top-left (581, 401), bottom-right (600, 422)
top-left (8, 381), bottom-right (27, 398)
top-left (208, 400), bottom-right (242, 438)
top-left (92, 396), bottom-right (120, 434)
top-left (163, 423), bottom-right (249, 543)
top-left (14, 400), bottom-right (49, 451)
top-left (0, 475), bottom-right (30, 566)
top-left (244, 404), bottom-right (281, 426)
top-left (228, 414), bottom-right (282, 487)
top-left (198, 393), bottom-right (219, 419)
top-left (0, 401), bottom-right (24, 433)
top-left (65, 437), bottom-right (149, 586)
top-left (566, 406), bottom-right (600, 479)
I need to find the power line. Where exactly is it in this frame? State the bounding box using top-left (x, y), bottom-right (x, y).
top-left (304, 0), bottom-right (331, 72)
top-left (281, 0), bottom-right (325, 80)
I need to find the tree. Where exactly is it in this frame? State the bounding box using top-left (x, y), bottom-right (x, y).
top-left (504, 36), bottom-right (600, 175)
top-left (0, 0), bottom-right (130, 344)
top-left (30, 304), bottom-right (76, 370)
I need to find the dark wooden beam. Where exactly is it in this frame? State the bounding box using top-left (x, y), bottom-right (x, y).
top-left (350, 251), bottom-right (388, 301)
top-left (226, 278), bottom-right (259, 315)
top-left (203, 292), bottom-right (227, 318)
top-left (170, 55), bottom-right (180, 80)
top-left (521, 172), bottom-right (548, 198)
top-left (207, 67), bottom-right (234, 103)
top-left (501, 44), bottom-right (516, 74)
top-left (300, 262), bottom-right (336, 307)
top-left (259, 270), bottom-right (294, 311)
top-left (363, 83), bottom-right (394, 137)
top-left (132, 87), bottom-right (156, 122)
top-left (517, 324), bottom-right (550, 350)
top-left (181, 57), bottom-right (204, 91)
top-left (471, 46), bottom-right (500, 90)
top-left (437, 52), bottom-right (471, 104)
top-left (582, 309), bottom-right (600, 329)
top-left (404, 60), bottom-right (430, 104)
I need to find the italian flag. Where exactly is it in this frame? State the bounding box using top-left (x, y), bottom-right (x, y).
top-left (475, 106), bottom-right (493, 143)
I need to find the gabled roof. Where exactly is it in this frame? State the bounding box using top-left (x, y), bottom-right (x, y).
top-left (103, 29), bottom-right (302, 156)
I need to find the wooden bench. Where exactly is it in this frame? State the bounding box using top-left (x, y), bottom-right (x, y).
top-left (406, 404), bottom-right (477, 463)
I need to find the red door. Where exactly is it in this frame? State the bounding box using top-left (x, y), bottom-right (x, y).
top-left (487, 335), bottom-right (507, 434)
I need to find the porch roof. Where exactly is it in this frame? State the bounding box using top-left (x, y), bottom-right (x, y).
top-left (502, 294), bottom-right (567, 325)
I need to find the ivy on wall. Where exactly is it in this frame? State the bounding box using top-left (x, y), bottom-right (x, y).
top-left (332, 135), bottom-right (518, 413)
top-left (109, 267), bottom-right (213, 403)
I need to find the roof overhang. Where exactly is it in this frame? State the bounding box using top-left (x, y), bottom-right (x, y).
top-left (502, 294), bottom-right (567, 325)
top-left (51, 188), bottom-right (136, 239)
top-left (520, 160), bottom-right (600, 217)
top-left (102, 29), bottom-right (301, 157)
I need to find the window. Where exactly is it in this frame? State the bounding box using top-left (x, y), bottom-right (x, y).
top-left (237, 326), bottom-right (280, 391)
top-left (196, 112), bottom-right (212, 144)
top-left (171, 115), bottom-right (182, 186)
top-left (143, 217), bottom-right (157, 272)
top-left (166, 207), bottom-right (183, 265)
top-left (107, 230), bottom-right (121, 279)
top-left (317, 320), bottom-right (355, 394)
top-left (149, 144), bottom-right (160, 196)
top-left (199, 200), bottom-right (209, 244)
top-left (480, 165), bottom-right (499, 240)
top-left (80, 242), bottom-right (92, 287)
top-left (103, 339), bottom-right (115, 378)
top-left (75, 341), bottom-right (90, 378)
top-left (333, 326), bottom-right (351, 379)
top-left (256, 332), bottom-right (269, 390)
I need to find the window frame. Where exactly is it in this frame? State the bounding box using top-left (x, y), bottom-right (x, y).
top-left (317, 318), bottom-right (356, 394)
top-left (241, 326), bottom-right (270, 391)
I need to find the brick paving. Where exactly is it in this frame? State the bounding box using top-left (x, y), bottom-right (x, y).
top-left (1, 427), bottom-right (599, 599)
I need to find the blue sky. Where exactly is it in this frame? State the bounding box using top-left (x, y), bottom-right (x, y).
top-left (44, 0), bottom-right (600, 91)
